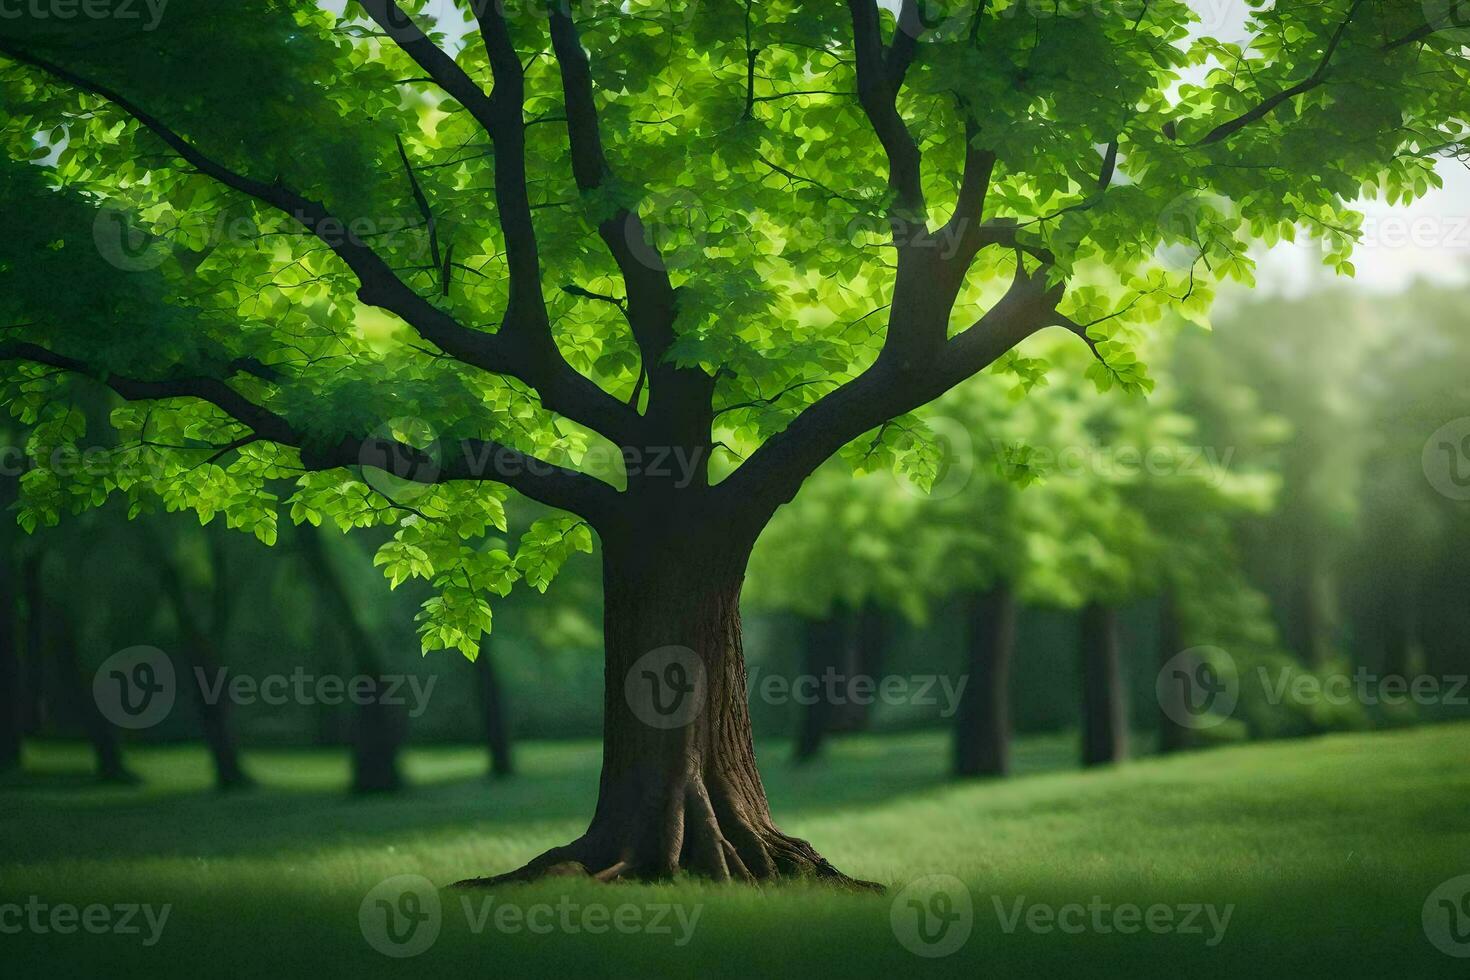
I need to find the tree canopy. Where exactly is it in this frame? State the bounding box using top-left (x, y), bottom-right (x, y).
top-left (2, 0), bottom-right (1467, 656)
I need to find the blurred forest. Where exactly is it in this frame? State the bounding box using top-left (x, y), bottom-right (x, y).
top-left (4, 280), bottom-right (1469, 788)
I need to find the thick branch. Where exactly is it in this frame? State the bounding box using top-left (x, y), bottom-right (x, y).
top-left (0, 342), bottom-right (618, 520)
top-left (546, 8), bottom-right (678, 366)
top-left (358, 0), bottom-right (546, 323)
top-left (1193, 0), bottom-right (1365, 147)
top-left (0, 36), bottom-right (642, 447)
top-left (717, 260), bottom-right (1064, 528)
top-left (848, 0), bottom-right (925, 219)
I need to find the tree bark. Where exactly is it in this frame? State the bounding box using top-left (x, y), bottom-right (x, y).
top-left (456, 529), bottom-right (875, 888)
top-left (1080, 601), bottom-right (1127, 767)
top-left (151, 545), bottom-right (253, 791)
top-left (47, 599), bottom-right (137, 784)
top-left (1156, 589), bottom-right (1193, 755)
top-left (474, 638), bottom-right (514, 779)
top-left (0, 568), bottom-right (20, 774)
top-left (792, 610), bottom-right (846, 764)
top-left (838, 602), bottom-right (884, 733)
top-left (298, 527), bottom-right (405, 794)
top-left (953, 584), bottom-right (1017, 778)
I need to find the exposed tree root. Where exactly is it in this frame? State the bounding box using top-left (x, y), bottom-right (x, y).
top-left (451, 773), bottom-right (882, 892)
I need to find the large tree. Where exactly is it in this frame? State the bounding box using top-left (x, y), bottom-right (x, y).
top-left (1, 1), bottom-right (1465, 885)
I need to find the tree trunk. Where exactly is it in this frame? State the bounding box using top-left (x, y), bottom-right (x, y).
top-left (48, 606), bottom-right (137, 784)
top-left (1156, 589), bottom-right (1193, 755)
top-left (1080, 601), bottom-right (1127, 767)
top-left (836, 602), bottom-right (884, 733)
top-left (0, 474), bottom-right (20, 774)
top-left (475, 638), bottom-right (514, 779)
top-left (0, 555), bottom-right (20, 774)
top-left (792, 611), bottom-right (845, 764)
top-left (456, 533), bottom-right (874, 888)
top-left (151, 548), bottom-right (252, 791)
top-left (953, 584), bottom-right (1017, 778)
top-left (298, 527), bottom-right (404, 794)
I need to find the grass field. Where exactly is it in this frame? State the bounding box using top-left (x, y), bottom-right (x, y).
top-left (2, 724), bottom-right (1468, 977)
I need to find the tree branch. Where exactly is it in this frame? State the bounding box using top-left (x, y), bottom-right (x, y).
top-left (546, 8), bottom-right (679, 366)
top-left (0, 34), bottom-right (643, 448)
top-left (849, 0), bottom-right (925, 220)
top-left (1193, 0), bottom-right (1365, 147)
top-left (0, 341), bottom-right (619, 521)
top-left (716, 257), bottom-right (1064, 528)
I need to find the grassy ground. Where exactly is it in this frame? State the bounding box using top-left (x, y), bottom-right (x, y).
top-left (2, 724), bottom-right (1467, 978)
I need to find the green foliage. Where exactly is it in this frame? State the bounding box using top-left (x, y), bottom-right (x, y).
top-left (1, 0), bottom-right (1466, 657)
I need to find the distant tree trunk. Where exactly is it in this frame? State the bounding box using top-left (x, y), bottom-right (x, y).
top-left (46, 598), bottom-right (136, 784)
top-left (0, 560), bottom-right (21, 774)
top-left (1080, 602), bottom-right (1127, 767)
top-left (150, 542), bottom-right (252, 791)
top-left (833, 602), bottom-right (883, 733)
top-left (953, 584), bottom-right (1017, 778)
top-left (1285, 532), bottom-right (1333, 668)
top-left (475, 639), bottom-right (514, 778)
top-left (1380, 583), bottom-right (1421, 680)
top-left (0, 471), bottom-right (20, 773)
top-left (792, 610), bottom-right (845, 764)
top-left (1156, 589), bottom-right (1193, 755)
top-left (299, 527), bottom-right (404, 793)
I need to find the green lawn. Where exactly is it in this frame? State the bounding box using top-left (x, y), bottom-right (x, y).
top-left (2, 724), bottom-right (1468, 977)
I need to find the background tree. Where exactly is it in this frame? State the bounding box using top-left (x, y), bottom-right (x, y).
top-left (1, 0), bottom-right (1466, 885)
